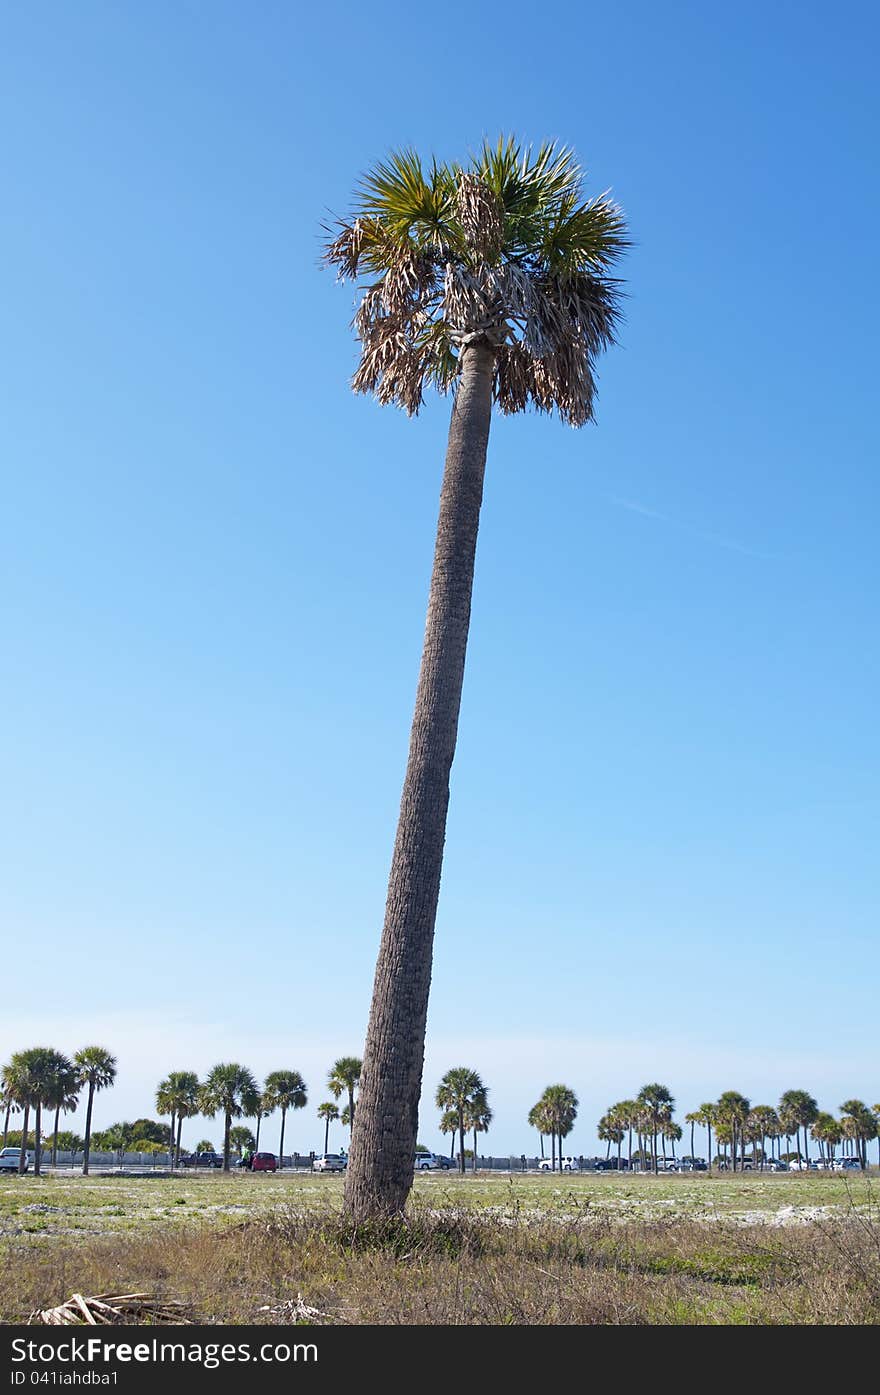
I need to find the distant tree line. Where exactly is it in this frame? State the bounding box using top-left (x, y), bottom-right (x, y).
top-left (3, 1047), bottom-right (877, 1176)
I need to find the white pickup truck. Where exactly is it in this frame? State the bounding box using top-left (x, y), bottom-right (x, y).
top-left (538, 1156), bottom-right (580, 1172)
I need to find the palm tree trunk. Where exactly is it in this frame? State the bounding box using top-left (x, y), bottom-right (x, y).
top-left (473, 1128), bottom-right (478, 1172)
top-left (255, 1114), bottom-right (262, 1153)
top-left (34, 1102), bottom-right (42, 1176)
top-left (2, 1101), bottom-right (10, 1149)
top-left (538, 1131), bottom-right (544, 1159)
top-left (82, 1084), bottom-right (95, 1175)
top-left (343, 343), bottom-right (495, 1222)
top-left (175, 1115), bottom-right (184, 1167)
top-left (690, 1121), bottom-right (695, 1160)
top-left (223, 1112), bottom-right (231, 1171)
top-left (168, 1110), bottom-right (175, 1172)
top-left (278, 1108), bottom-right (287, 1170)
top-left (459, 1116), bottom-right (466, 1175)
top-left (19, 1104), bottom-right (30, 1173)
top-left (52, 1105), bottom-right (61, 1167)
top-left (324, 1116), bottom-right (330, 1154)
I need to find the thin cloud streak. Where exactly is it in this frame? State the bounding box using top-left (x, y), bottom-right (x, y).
top-left (609, 495), bottom-right (782, 561)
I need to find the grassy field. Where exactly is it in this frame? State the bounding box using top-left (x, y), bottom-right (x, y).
top-left (2, 1169), bottom-right (878, 1324)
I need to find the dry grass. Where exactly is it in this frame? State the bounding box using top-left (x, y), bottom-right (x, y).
top-left (3, 1189), bottom-right (878, 1325)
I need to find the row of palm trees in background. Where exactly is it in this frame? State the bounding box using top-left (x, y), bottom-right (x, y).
top-left (5, 1049), bottom-right (878, 1177)
top-left (592, 1086), bottom-right (880, 1172)
top-left (0, 1046), bottom-right (365, 1175)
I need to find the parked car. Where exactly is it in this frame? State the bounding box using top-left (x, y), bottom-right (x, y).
top-left (762, 1159), bottom-right (788, 1171)
top-left (312, 1154), bottom-right (347, 1172)
top-left (539, 1156), bottom-right (580, 1172)
top-left (250, 1152), bottom-right (277, 1172)
top-left (833, 1158), bottom-right (862, 1171)
top-left (0, 1147), bottom-right (32, 1173)
top-left (678, 1157), bottom-right (708, 1171)
top-left (414, 1153), bottom-right (453, 1170)
top-left (594, 1158), bottom-right (629, 1171)
top-left (182, 1151), bottom-right (223, 1169)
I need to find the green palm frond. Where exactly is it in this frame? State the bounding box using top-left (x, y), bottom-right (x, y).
top-left (325, 135), bottom-right (628, 423)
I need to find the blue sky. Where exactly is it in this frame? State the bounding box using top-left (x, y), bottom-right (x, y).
top-left (2, 2), bottom-right (877, 1157)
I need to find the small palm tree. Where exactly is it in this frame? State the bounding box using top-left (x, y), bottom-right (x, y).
top-left (598, 1109), bottom-right (624, 1161)
top-left (327, 1058), bottom-right (362, 1136)
top-left (327, 138), bottom-right (627, 1221)
top-left (527, 1100), bottom-right (551, 1160)
top-left (74, 1046), bottom-right (117, 1176)
top-left (317, 1101), bottom-right (340, 1155)
top-left (199, 1064), bottom-right (260, 1171)
top-left (263, 1071), bottom-right (308, 1169)
top-left (439, 1107), bottom-right (459, 1163)
top-left (435, 1068), bottom-right (485, 1175)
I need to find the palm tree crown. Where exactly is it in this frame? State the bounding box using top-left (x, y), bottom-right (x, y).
top-left (263, 1070), bottom-right (308, 1167)
top-left (200, 1064), bottom-right (260, 1171)
top-left (435, 1067), bottom-right (486, 1174)
top-left (327, 1057), bottom-right (362, 1132)
top-left (325, 137), bottom-right (627, 424)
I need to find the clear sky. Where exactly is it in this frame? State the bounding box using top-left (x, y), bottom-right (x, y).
top-left (2, 2), bottom-right (877, 1158)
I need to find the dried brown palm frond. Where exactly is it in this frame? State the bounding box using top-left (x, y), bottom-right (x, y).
top-left (28, 1292), bottom-right (191, 1325)
top-left (325, 136), bottom-right (628, 426)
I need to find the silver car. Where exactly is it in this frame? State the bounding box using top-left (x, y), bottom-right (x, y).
top-left (312, 1153), bottom-right (347, 1172)
top-left (0, 1147), bottom-right (32, 1173)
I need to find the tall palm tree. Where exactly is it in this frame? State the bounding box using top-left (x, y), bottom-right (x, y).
top-left (327, 139), bottom-right (627, 1221)
top-left (692, 1103), bottom-right (715, 1171)
top-left (199, 1064), bottom-right (260, 1171)
top-left (156, 1076), bottom-right (177, 1169)
top-left (327, 1058), bottom-right (362, 1138)
top-left (317, 1101), bottom-right (340, 1155)
top-left (527, 1101), bottom-right (549, 1160)
top-left (716, 1092), bottom-right (750, 1173)
top-left (157, 1071), bottom-right (200, 1169)
top-left (0, 1064), bottom-right (20, 1150)
top-left (74, 1046), bottom-right (117, 1176)
top-left (435, 1068), bottom-right (485, 1174)
top-left (263, 1070), bottom-right (308, 1169)
top-left (779, 1089), bottom-right (818, 1168)
top-left (44, 1051), bottom-right (78, 1168)
top-left (748, 1106), bottom-right (780, 1171)
top-left (466, 1087), bottom-right (492, 1172)
top-left (5, 1050), bottom-right (39, 1173)
top-left (840, 1100), bottom-right (876, 1169)
top-left (614, 1099), bottom-right (639, 1169)
top-left (541, 1084), bottom-right (579, 1171)
top-left (637, 1084), bottom-right (674, 1174)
